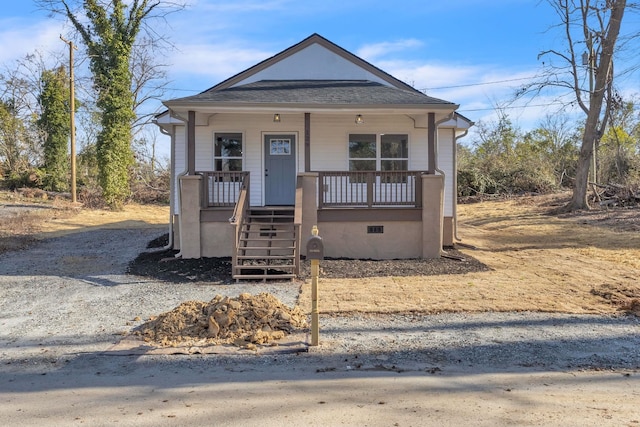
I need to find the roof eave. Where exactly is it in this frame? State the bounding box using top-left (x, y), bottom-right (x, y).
top-left (163, 101), bottom-right (458, 114)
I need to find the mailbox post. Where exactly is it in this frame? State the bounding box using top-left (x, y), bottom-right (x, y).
top-left (306, 226), bottom-right (324, 346)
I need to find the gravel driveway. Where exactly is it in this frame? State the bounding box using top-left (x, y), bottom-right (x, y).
top-left (1, 226), bottom-right (639, 425)
top-left (1, 226), bottom-right (638, 370)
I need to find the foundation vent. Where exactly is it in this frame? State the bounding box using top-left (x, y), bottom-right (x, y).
top-left (367, 225), bottom-right (384, 234)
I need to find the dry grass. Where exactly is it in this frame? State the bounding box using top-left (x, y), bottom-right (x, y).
top-left (0, 192), bottom-right (76, 253)
top-left (0, 190), bottom-right (168, 253)
top-left (299, 193), bottom-right (640, 315)
top-left (2, 190), bottom-right (638, 316)
top-left (35, 203), bottom-right (169, 238)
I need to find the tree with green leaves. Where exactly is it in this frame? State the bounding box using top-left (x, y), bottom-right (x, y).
top-left (38, 0), bottom-right (178, 208)
top-left (70, 0), bottom-right (154, 208)
top-left (38, 66), bottom-right (70, 192)
top-left (599, 97), bottom-right (640, 184)
top-left (0, 100), bottom-right (27, 179)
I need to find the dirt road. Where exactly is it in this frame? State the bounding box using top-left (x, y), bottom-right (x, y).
top-left (3, 358), bottom-right (638, 426)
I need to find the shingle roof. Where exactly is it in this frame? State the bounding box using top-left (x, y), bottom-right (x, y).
top-left (168, 80), bottom-right (455, 107)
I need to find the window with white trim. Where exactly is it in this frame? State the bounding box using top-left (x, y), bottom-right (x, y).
top-left (214, 133), bottom-right (243, 171)
top-left (348, 134), bottom-right (376, 171)
top-left (348, 133), bottom-right (408, 171)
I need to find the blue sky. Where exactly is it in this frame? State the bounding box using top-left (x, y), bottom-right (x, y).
top-left (1, 1), bottom-right (638, 145)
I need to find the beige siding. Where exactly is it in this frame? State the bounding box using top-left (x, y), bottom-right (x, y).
top-left (194, 124), bottom-right (213, 171)
top-left (173, 125), bottom-right (187, 210)
top-left (318, 221), bottom-right (423, 259)
top-left (309, 114), bottom-right (427, 171)
top-left (438, 128), bottom-right (455, 217)
top-left (193, 113), bottom-right (306, 206)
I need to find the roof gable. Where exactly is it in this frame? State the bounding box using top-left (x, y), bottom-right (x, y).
top-left (164, 34), bottom-right (460, 113)
top-left (209, 33), bottom-right (419, 93)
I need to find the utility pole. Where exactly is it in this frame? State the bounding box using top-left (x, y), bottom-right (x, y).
top-left (60, 35), bottom-right (77, 203)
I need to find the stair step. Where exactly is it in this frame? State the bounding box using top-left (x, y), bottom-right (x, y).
top-left (238, 255), bottom-right (295, 260)
top-left (240, 227), bottom-right (295, 233)
top-left (233, 276), bottom-right (295, 280)
top-left (235, 264), bottom-right (296, 270)
top-left (241, 233), bottom-right (295, 238)
top-left (240, 246), bottom-right (296, 250)
top-left (248, 216), bottom-right (294, 219)
top-left (233, 207), bottom-right (299, 281)
top-left (239, 235), bottom-right (295, 240)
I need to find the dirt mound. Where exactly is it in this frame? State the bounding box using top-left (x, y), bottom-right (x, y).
top-left (591, 284), bottom-right (640, 316)
top-left (134, 293), bottom-right (307, 349)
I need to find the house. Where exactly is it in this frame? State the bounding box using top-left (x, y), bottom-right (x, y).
top-left (155, 33), bottom-right (472, 280)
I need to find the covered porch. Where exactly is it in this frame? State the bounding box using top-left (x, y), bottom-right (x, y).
top-left (176, 167), bottom-right (445, 280)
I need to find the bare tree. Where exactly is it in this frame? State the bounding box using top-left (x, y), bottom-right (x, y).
top-left (130, 36), bottom-right (172, 134)
top-left (521, 0), bottom-right (629, 210)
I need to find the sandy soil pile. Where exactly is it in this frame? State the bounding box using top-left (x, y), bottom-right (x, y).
top-left (134, 293), bottom-right (308, 349)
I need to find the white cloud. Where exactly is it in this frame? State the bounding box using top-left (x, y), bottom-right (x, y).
top-left (356, 39), bottom-right (424, 62)
top-left (0, 19), bottom-right (65, 65)
top-left (378, 58), bottom-right (561, 132)
top-left (167, 42), bottom-right (273, 86)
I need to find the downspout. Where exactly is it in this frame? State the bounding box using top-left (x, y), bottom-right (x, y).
top-left (453, 129), bottom-right (470, 242)
top-left (175, 119), bottom-right (191, 258)
top-left (409, 112), bottom-right (454, 256)
top-left (433, 113), bottom-right (454, 255)
top-left (159, 111), bottom-right (190, 258)
top-left (433, 113), bottom-right (455, 174)
top-left (169, 110), bottom-right (197, 258)
top-left (157, 124), bottom-right (175, 251)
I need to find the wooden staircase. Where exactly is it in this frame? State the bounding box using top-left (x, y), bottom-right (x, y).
top-left (232, 207), bottom-right (299, 281)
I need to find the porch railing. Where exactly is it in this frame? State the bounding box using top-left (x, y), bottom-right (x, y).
top-left (318, 171), bottom-right (423, 208)
top-left (198, 171), bottom-right (250, 208)
top-left (229, 174), bottom-right (250, 278)
top-left (293, 176), bottom-right (304, 276)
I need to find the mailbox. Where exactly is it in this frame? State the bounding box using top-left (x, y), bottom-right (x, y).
top-left (306, 235), bottom-right (324, 260)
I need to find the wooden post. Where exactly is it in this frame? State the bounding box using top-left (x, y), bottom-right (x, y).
top-left (60, 36), bottom-right (77, 203)
top-left (187, 110), bottom-right (196, 175)
top-left (309, 225), bottom-right (321, 346)
top-left (427, 112), bottom-right (436, 175)
top-left (311, 258), bottom-right (319, 346)
top-left (305, 112), bottom-right (311, 172)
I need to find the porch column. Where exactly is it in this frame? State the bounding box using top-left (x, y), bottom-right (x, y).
top-left (427, 112), bottom-right (436, 174)
top-left (178, 175), bottom-right (202, 259)
top-left (187, 110), bottom-right (196, 175)
top-left (299, 172), bottom-right (318, 256)
top-left (421, 174), bottom-right (444, 258)
top-left (304, 113), bottom-right (311, 172)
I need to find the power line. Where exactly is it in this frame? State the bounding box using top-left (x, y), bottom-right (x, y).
top-left (458, 101), bottom-right (573, 113)
top-left (419, 76), bottom-right (539, 92)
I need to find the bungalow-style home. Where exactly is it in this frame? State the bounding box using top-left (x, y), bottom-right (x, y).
top-left (155, 33), bottom-right (472, 281)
